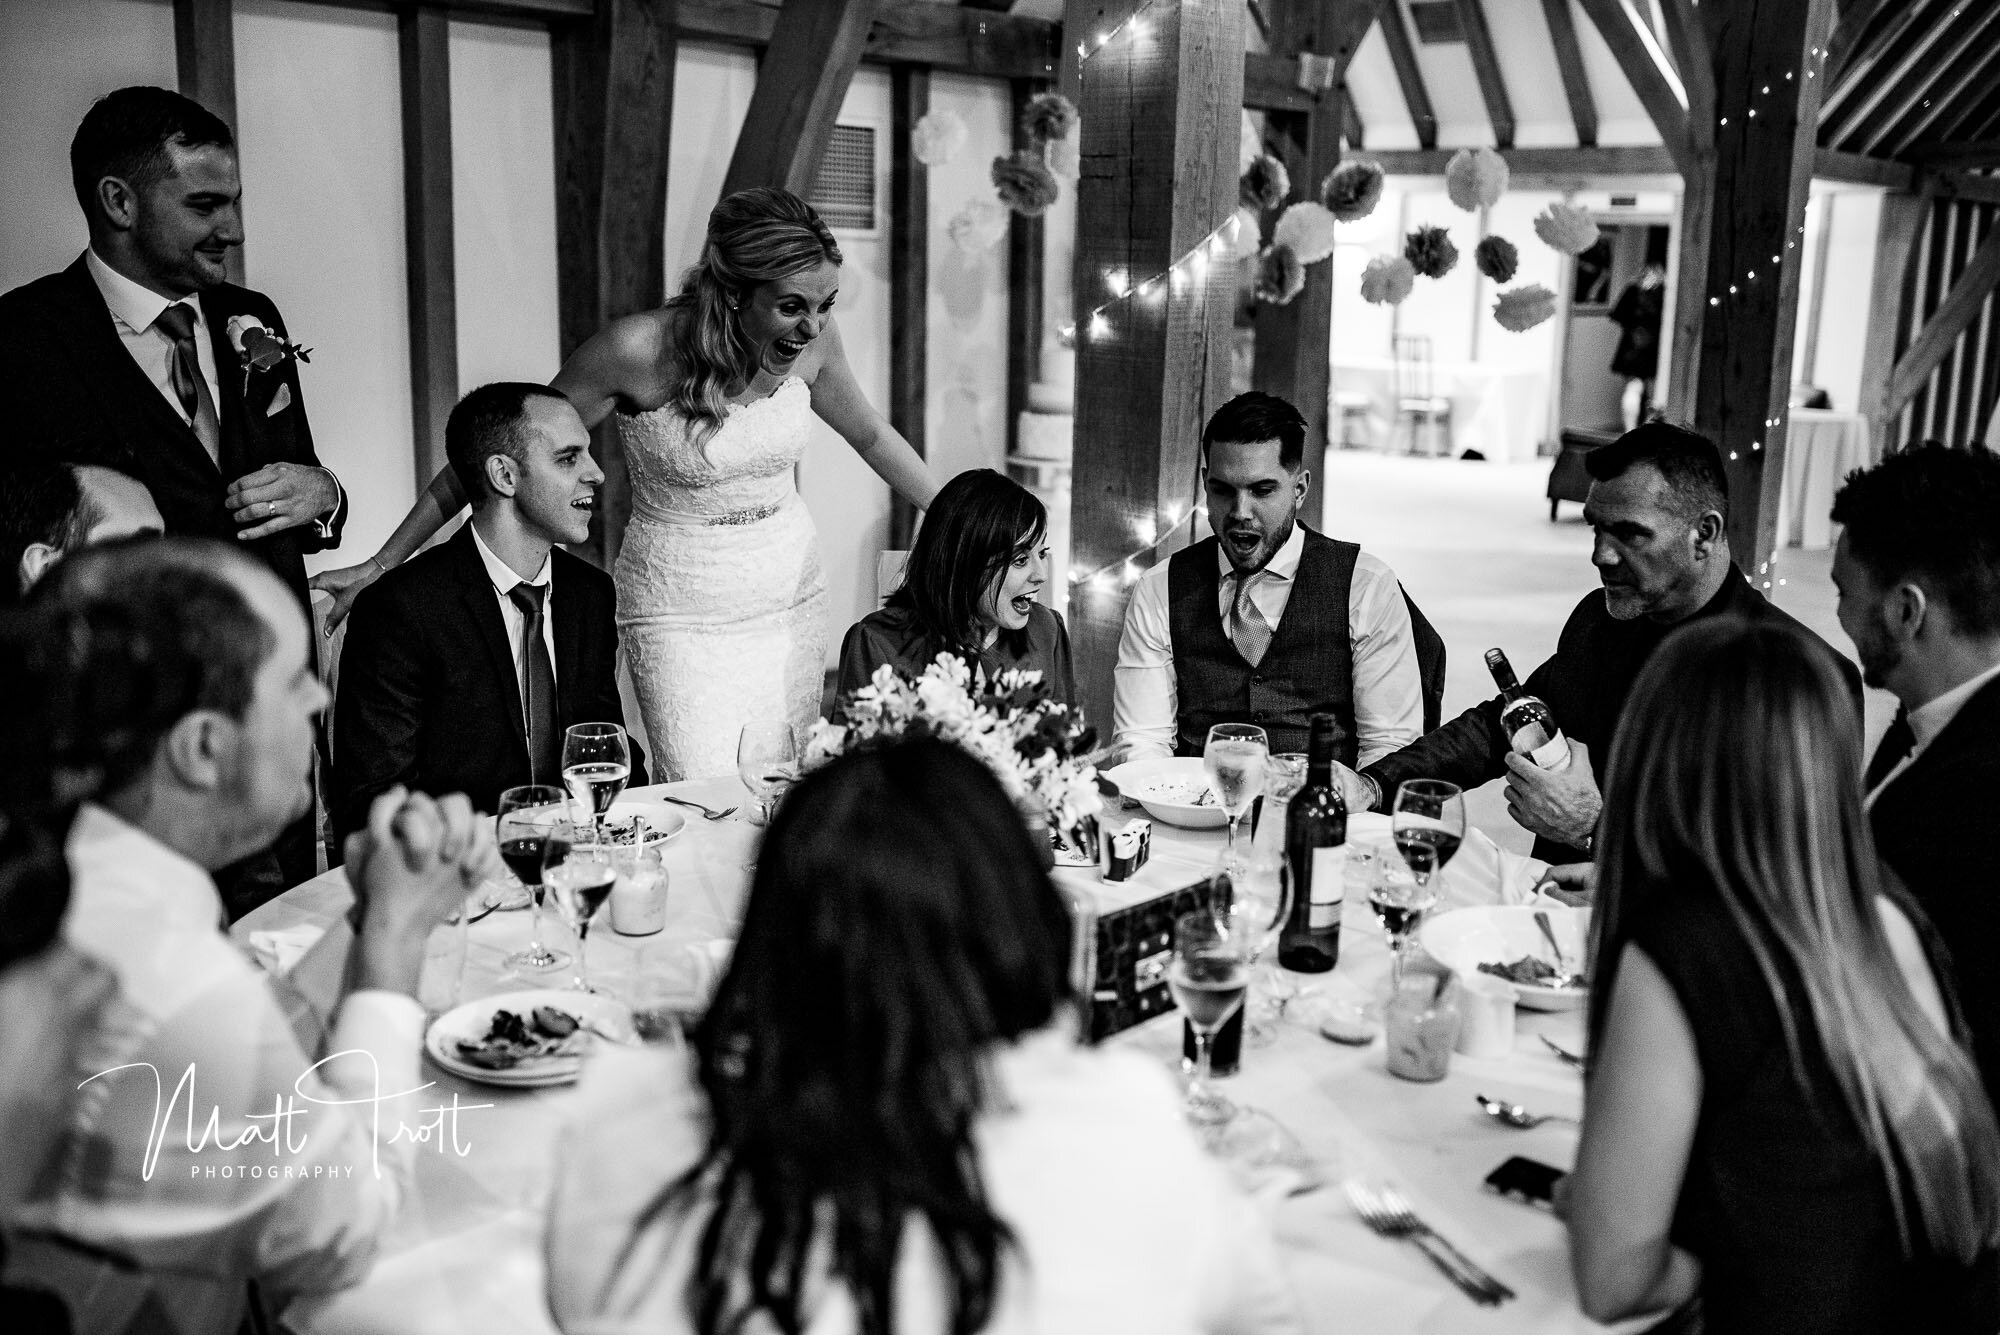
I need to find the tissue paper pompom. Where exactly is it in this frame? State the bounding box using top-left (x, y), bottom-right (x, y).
top-left (1272, 202), bottom-right (1338, 265)
top-left (1320, 160), bottom-right (1385, 222)
top-left (911, 111), bottom-right (967, 167)
top-left (1403, 225), bottom-right (1458, 279)
top-left (1233, 206), bottom-right (1263, 258)
top-left (1474, 235), bottom-right (1519, 283)
top-left (1047, 136), bottom-right (1080, 181)
top-left (1360, 255), bottom-right (1416, 306)
top-left (948, 198), bottom-right (1009, 254)
top-left (1445, 147), bottom-right (1509, 212)
top-left (1255, 245), bottom-right (1306, 305)
top-left (1493, 283), bottom-right (1558, 332)
top-left (1534, 202), bottom-right (1600, 255)
top-left (1021, 91), bottom-right (1078, 145)
top-left (991, 152), bottom-right (1060, 217)
top-left (1239, 154), bottom-right (1291, 212)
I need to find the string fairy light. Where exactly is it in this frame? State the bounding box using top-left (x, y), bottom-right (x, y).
top-left (1073, 0), bottom-right (1169, 64)
top-left (1057, 212), bottom-right (1244, 346)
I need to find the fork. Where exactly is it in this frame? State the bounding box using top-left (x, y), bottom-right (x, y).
top-left (1344, 1181), bottom-right (1514, 1305)
top-left (657, 794), bottom-right (740, 821)
top-left (1540, 1034), bottom-right (1587, 1071)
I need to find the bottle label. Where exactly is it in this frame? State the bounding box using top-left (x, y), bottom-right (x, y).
top-left (1522, 730), bottom-right (1570, 771)
top-left (1309, 850), bottom-right (1344, 928)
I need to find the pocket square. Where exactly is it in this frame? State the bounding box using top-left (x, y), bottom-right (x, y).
top-left (266, 383), bottom-right (293, 417)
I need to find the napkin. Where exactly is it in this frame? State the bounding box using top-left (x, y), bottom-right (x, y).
top-left (1345, 814), bottom-right (1549, 908)
top-left (246, 922), bottom-right (325, 975)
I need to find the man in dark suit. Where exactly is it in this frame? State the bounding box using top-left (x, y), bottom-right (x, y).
top-left (334, 382), bottom-right (645, 837)
top-left (1342, 422), bottom-right (1859, 866)
top-left (1832, 443), bottom-right (2000, 1102)
top-left (0, 87), bottom-right (343, 614)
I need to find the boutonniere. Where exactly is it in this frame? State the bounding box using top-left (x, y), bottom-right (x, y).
top-left (225, 315), bottom-right (311, 394)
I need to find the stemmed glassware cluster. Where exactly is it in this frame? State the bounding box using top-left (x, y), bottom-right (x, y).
top-left (1377, 778), bottom-right (1466, 986)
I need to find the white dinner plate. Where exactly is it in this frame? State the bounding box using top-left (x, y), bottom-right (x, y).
top-left (425, 989), bottom-right (636, 1088)
top-left (1104, 757), bottom-right (1228, 829)
top-left (599, 797), bottom-right (685, 847)
top-left (1420, 905), bottom-right (1592, 1012)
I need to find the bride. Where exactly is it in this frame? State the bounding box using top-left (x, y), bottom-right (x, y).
top-left (312, 189), bottom-right (937, 779)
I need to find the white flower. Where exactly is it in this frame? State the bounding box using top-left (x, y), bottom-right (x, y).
top-left (949, 198), bottom-right (1010, 255)
top-left (912, 111), bottom-right (968, 167)
top-left (225, 314), bottom-right (270, 353)
top-left (1534, 202), bottom-right (1600, 256)
top-left (1445, 147), bottom-right (1509, 212)
top-left (1272, 202), bottom-right (1338, 265)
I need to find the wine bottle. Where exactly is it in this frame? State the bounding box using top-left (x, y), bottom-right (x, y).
top-left (1485, 648), bottom-right (1570, 771)
top-left (1278, 715), bottom-right (1346, 973)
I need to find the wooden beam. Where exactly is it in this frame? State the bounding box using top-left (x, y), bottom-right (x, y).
top-left (1006, 78), bottom-right (1048, 479)
top-left (1813, 146), bottom-right (1916, 191)
top-left (1930, 170), bottom-right (2000, 209)
top-left (1453, 0), bottom-right (1514, 149)
top-left (675, 1), bottom-right (1061, 81)
top-left (1538, 0), bottom-right (1598, 148)
top-left (1823, 0), bottom-right (1925, 110)
top-left (1656, 0), bottom-right (1712, 154)
top-left (312, 0), bottom-right (596, 21)
top-left (1852, 7), bottom-right (2000, 160)
top-left (399, 5), bottom-right (457, 492)
top-left (1364, 144), bottom-right (1677, 176)
top-left (1068, 0), bottom-right (1244, 732)
top-left (1884, 222), bottom-right (2000, 421)
top-left (173, 0), bottom-right (243, 286)
top-left (1662, 166), bottom-right (1711, 423)
top-left (1906, 140), bottom-right (2000, 171)
top-left (1857, 192), bottom-right (1928, 452)
top-left (1376, 0), bottom-right (1437, 150)
top-left (1341, 84), bottom-right (1365, 148)
top-left (1242, 51), bottom-right (1317, 114)
top-left (1574, 0), bottom-right (1689, 170)
top-left (552, 0), bottom-right (676, 567)
top-left (720, 0), bottom-right (872, 200)
top-left (888, 65), bottom-right (927, 550)
top-left (1824, 0), bottom-right (1895, 88)
top-left (1819, 4), bottom-right (1961, 152)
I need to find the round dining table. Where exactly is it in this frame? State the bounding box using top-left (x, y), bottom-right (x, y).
top-left (235, 777), bottom-right (1626, 1335)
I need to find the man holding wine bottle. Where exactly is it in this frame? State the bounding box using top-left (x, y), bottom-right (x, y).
top-left (1336, 422), bottom-right (1857, 867)
top-left (333, 382), bottom-right (645, 839)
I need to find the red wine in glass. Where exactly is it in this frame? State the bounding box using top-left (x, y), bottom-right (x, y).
top-left (499, 835), bottom-right (548, 888)
top-left (1395, 826), bottom-right (1462, 873)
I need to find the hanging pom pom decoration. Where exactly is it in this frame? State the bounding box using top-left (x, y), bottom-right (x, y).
top-left (1047, 136), bottom-right (1080, 182)
top-left (1445, 147), bottom-right (1510, 212)
top-left (1534, 202), bottom-right (1600, 255)
top-left (1493, 283), bottom-right (1558, 332)
top-left (911, 111), bottom-right (968, 167)
top-left (1233, 206), bottom-right (1264, 258)
top-left (991, 152), bottom-right (1060, 217)
top-left (1320, 159), bottom-right (1385, 222)
top-left (1239, 154), bottom-right (1292, 212)
top-left (1255, 245), bottom-right (1306, 305)
top-left (948, 198), bottom-right (1010, 255)
top-left (1475, 235), bottom-right (1519, 283)
top-left (1020, 91), bottom-right (1079, 146)
top-left (1272, 202), bottom-right (1338, 265)
top-left (1404, 224), bottom-right (1458, 279)
top-left (1360, 255), bottom-right (1416, 306)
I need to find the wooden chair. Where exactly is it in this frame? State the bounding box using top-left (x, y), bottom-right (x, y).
top-left (1334, 387), bottom-right (1376, 449)
top-left (1393, 335), bottom-right (1453, 457)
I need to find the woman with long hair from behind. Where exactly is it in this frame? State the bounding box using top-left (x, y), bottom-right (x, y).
top-left (1566, 616), bottom-right (2000, 1331)
top-left (837, 469), bottom-right (1075, 705)
top-left (546, 738), bottom-right (1300, 1334)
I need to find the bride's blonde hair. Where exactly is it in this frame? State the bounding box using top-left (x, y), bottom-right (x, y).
top-left (666, 188), bottom-right (842, 443)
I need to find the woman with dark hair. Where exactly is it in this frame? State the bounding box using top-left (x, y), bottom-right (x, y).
top-left (837, 469), bottom-right (1074, 704)
top-left (311, 188), bottom-right (939, 779)
top-left (1567, 616), bottom-right (2000, 1331)
top-left (546, 738), bottom-right (1300, 1334)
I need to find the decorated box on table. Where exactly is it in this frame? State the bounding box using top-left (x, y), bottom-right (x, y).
top-left (1080, 871), bottom-right (1226, 1042)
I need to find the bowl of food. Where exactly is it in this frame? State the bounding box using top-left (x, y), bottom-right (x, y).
top-left (1420, 905), bottom-right (1592, 1012)
top-left (587, 797), bottom-right (685, 850)
top-left (1103, 756), bottom-right (1228, 830)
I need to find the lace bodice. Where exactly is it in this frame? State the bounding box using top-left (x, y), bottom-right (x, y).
top-left (616, 377), bottom-right (813, 521)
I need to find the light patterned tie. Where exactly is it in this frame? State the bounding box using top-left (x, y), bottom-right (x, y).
top-left (152, 302), bottom-right (222, 464)
top-left (1230, 568), bottom-right (1274, 667)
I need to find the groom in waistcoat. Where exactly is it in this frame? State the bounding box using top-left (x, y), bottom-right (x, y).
top-left (1113, 392), bottom-right (1428, 768)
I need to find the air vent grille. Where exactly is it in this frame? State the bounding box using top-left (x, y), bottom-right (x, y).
top-left (809, 124), bottom-right (877, 231)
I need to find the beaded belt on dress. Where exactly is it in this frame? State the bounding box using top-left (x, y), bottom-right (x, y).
top-left (632, 498), bottom-right (785, 527)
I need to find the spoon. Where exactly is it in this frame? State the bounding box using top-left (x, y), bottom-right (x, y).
top-left (1533, 910), bottom-right (1578, 986)
top-left (1476, 1092), bottom-right (1578, 1130)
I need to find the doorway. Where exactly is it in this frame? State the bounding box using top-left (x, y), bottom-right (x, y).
top-left (1558, 223), bottom-right (1670, 432)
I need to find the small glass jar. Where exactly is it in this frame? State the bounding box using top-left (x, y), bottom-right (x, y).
top-left (1385, 973), bottom-right (1461, 1082)
top-left (609, 846), bottom-right (667, 936)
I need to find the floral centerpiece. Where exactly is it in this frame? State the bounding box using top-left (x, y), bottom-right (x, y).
top-left (805, 655), bottom-right (1103, 860)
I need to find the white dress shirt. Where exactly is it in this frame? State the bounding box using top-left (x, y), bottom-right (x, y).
top-left (547, 1026), bottom-right (1304, 1334)
top-left (1113, 524), bottom-right (1424, 766)
top-left (0, 804), bottom-right (425, 1333)
top-left (86, 246), bottom-right (223, 433)
top-left (471, 520), bottom-right (559, 689)
top-left (1866, 659), bottom-right (2000, 808)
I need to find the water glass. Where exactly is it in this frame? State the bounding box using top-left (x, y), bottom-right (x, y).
top-left (1203, 723), bottom-right (1269, 869)
top-left (418, 899), bottom-right (470, 1017)
top-left (562, 722), bottom-right (630, 844)
top-left (737, 721), bottom-right (798, 825)
top-left (1386, 972), bottom-right (1460, 1082)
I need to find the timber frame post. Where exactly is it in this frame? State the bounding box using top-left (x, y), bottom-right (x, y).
top-left (1066, 0), bottom-right (1246, 731)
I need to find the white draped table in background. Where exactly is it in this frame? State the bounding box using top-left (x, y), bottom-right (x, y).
top-left (235, 779), bottom-right (1624, 1335)
top-left (1775, 408), bottom-right (1871, 549)
top-left (1330, 359), bottom-right (1551, 463)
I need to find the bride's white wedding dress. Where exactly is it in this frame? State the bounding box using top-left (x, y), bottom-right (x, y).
top-left (614, 377), bottom-right (827, 780)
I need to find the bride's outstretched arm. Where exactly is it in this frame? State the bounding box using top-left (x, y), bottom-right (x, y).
top-left (309, 466), bottom-right (465, 631)
top-left (808, 319), bottom-right (940, 510)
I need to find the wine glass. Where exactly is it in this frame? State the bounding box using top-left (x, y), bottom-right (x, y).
top-left (1369, 855), bottom-right (1438, 990)
top-left (736, 722), bottom-right (797, 826)
top-left (1203, 723), bottom-right (1269, 872)
top-left (1383, 779), bottom-right (1465, 986)
top-left (498, 785), bottom-right (569, 973)
top-left (1170, 909), bottom-right (1258, 1130)
top-left (562, 722), bottom-right (630, 845)
top-left (542, 821), bottom-right (616, 993)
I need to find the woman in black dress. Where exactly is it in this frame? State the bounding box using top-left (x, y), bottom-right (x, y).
top-left (1566, 617), bottom-right (2000, 1333)
top-left (836, 468), bottom-right (1075, 706)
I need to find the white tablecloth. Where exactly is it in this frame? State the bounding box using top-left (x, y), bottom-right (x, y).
top-left (1775, 409), bottom-right (1871, 550)
top-left (235, 780), bottom-right (1620, 1335)
top-left (1331, 359), bottom-right (1551, 464)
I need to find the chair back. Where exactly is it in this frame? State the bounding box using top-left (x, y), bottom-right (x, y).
top-left (1393, 335), bottom-right (1435, 405)
top-left (1399, 584), bottom-right (1448, 733)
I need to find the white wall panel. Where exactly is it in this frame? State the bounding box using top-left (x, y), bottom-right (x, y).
top-left (923, 73), bottom-right (1011, 486)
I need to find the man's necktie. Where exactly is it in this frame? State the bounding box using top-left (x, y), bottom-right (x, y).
top-left (1865, 710), bottom-right (1917, 792)
top-left (1230, 569), bottom-right (1274, 667)
top-left (508, 583), bottom-right (562, 786)
top-left (152, 303), bottom-right (222, 465)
